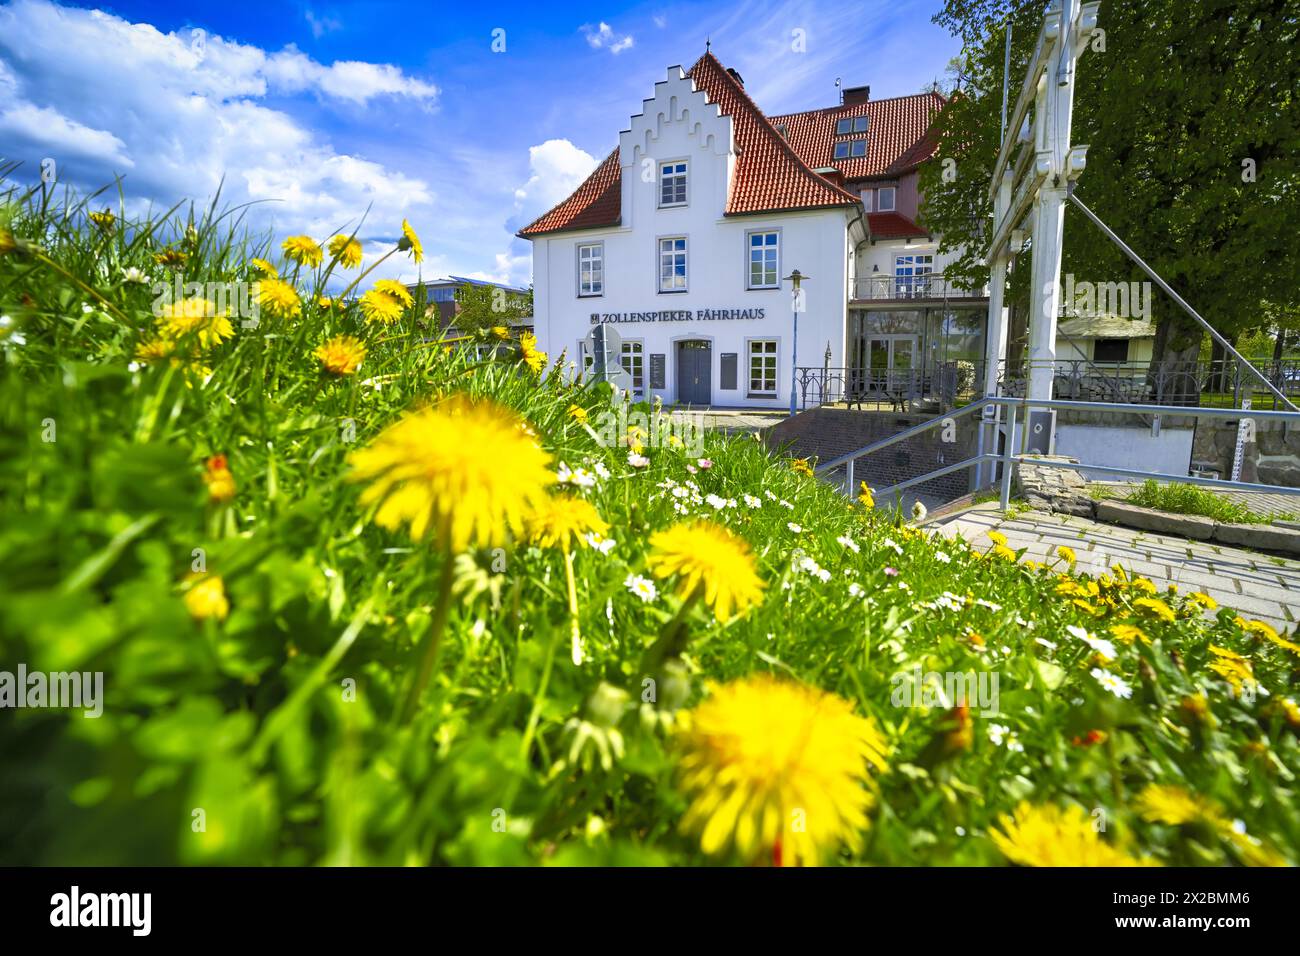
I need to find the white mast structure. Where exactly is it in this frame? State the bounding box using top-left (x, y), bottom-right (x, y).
top-left (982, 0), bottom-right (1100, 453)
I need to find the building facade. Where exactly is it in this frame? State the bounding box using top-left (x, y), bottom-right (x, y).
top-left (519, 52), bottom-right (986, 409)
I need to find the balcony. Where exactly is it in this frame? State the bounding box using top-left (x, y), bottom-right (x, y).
top-left (848, 273), bottom-right (986, 303)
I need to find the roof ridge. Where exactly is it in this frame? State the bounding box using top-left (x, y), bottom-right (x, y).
top-left (770, 90), bottom-right (946, 122)
top-left (686, 52), bottom-right (860, 208)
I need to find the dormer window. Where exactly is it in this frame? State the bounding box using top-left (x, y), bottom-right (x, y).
top-left (834, 139), bottom-right (867, 159)
top-left (835, 116), bottom-right (869, 135)
top-left (659, 161), bottom-right (688, 207)
top-left (878, 186), bottom-right (896, 212)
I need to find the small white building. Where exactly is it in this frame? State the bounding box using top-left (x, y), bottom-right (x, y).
top-left (519, 51), bottom-right (987, 409)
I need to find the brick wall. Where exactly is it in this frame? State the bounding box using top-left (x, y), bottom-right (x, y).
top-left (765, 407), bottom-right (981, 503)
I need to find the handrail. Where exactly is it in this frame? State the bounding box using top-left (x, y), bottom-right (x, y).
top-left (813, 396), bottom-right (993, 474)
top-left (985, 396), bottom-right (1299, 422)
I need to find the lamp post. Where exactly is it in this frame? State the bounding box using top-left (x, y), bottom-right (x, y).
top-left (785, 269), bottom-right (808, 416)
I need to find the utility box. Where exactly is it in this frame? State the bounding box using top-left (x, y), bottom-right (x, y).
top-left (1025, 409), bottom-right (1056, 455)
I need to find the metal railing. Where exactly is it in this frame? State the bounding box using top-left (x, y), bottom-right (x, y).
top-left (848, 273), bottom-right (985, 301)
top-left (796, 361), bottom-right (979, 411)
top-left (996, 358), bottom-right (1300, 409)
top-left (813, 395), bottom-right (1300, 513)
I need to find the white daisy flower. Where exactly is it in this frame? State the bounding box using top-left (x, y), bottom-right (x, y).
top-left (743, 494), bottom-right (761, 509)
top-left (1090, 668), bottom-right (1132, 698)
top-left (787, 522), bottom-right (803, 533)
top-left (935, 551), bottom-right (952, 564)
top-left (836, 534), bottom-right (860, 553)
top-left (627, 451), bottom-right (650, 468)
top-left (624, 574), bottom-right (657, 603)
top-left (585, 532), bottom-right (617, 554)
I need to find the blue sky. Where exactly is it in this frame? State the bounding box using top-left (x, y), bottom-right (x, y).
top-left (0, 0), bottom-right (962, 286)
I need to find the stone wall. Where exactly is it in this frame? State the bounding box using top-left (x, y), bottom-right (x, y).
top-left (1191, 419), bottom-right (1300, 486)
top-left (765, 407), bottom-right (981, 503)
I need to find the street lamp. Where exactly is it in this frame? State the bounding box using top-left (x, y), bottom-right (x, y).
top-left (784, 269), bottom-right (809, 416)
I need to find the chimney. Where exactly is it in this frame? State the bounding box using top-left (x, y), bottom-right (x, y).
top-left (726, 67), bottom-right (745, 87)
top-left (842, 84), bottom-right (871, 106)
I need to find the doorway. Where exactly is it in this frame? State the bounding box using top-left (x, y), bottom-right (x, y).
top-left (676, 340), bottom-right (712, 406)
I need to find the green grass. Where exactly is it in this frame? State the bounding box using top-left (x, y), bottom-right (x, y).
top-left (1125, 479), bottom-right (1278, 524)
top-left (2, 173), bottom-right (1299, 867)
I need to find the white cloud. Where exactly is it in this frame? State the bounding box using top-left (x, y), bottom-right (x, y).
top-left (512, 139), bottom-right (599, 221)
top-left (581, 22), bottom-right (635, 55)
top-left (304, 9), bottom-right (342, 39)
top-left (0, 0), bottom-right (441, 287)
top-left (653, 15), bottom-right (668, 29)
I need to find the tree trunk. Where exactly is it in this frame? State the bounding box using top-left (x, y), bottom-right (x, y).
top-left (1148, 312), bottom-right (1203, 406)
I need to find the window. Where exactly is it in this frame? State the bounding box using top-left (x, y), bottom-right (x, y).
top-left (658, 237), bottom-right (687, 292)
top-left (748, 340), bottom-right (778, 396)
top-left (621, 341), bottom-right (645, 395)
top-left (878, 186), bottom-right (896, 211)
top-left (747, 231), bottom-right (779, 289)
top-left (850, 140), bottom-right (867, 157)
top-left (835, 117), bottom-right (853, 135)
top-left (1093, 339), bottom-right (1130, 364)
top-left (577, 242), bottom-right (603, 297)
top-left (860, 189), bottom-right (873, 212)
top-left (834, 142), bottom-right (850, 159)
top-left (836, 116), bottom-right (869, 134)
top-left (895, 253), bottom-right (934, 296)
top-left (853, 115), bottom-right (869, 133)
top-left (659, 161), bottom-right (688, 206)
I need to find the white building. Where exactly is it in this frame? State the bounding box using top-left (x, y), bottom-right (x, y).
top-left (519, 51), bottom-right (988, 409)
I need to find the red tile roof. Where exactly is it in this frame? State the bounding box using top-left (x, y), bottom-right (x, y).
top-left (866, 212), bottom-right (929, 239)
top-left (517, 148), bottom-right (622, 237)
top-left (519, 52), bottom-right (887, 238)
top-left (769, 91), bottom-right (945, 181)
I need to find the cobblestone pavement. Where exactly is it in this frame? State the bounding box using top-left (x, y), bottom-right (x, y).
top-left (934, 506), bottom-right (1300, 633)
top-left (673, 408), bottom-right (789, 435)
top-left (1092, 481), bottom-right (1300, 519)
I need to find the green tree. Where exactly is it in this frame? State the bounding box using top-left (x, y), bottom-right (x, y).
top-left (450, 282), bottom-right (533, 335)
top-left (922, 0), bottom-right (1300, 384)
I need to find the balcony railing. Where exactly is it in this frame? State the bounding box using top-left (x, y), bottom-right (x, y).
top-left (848, 273), bottom-right (984, 302)
top-left (794, 358), bottom-right (1300, 413)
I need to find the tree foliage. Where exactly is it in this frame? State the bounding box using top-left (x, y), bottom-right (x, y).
top-left (922, 0), bottom-right (1300, 365)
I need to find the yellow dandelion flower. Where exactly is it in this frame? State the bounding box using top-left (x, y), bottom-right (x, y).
top-left (1131, 577), bottom-right (1158, 595)
top-left (373, 279), bottom-right (414, 307)
top-left (314, 335), bottom-right (367, 376)
top-left (491, 325), bottom-right (510, 341)
top-left (1134, 785), bottom-right (1227, 828)
top-left (987, 530), bottom-right (1008, 547)
top-left (153, 248), bottom-right (188, 268)
top-left (282, 235), bottom-right (323, 268)
top-left (0, 228), bottom-right (18, 256)
top-left (790, 457), bottom-right (814, 478)
top-left (156, 297), bottom-right (234, 348)
top-left (1189, 591), bottom-right (1218, 611)
top-left (249, 257), bottom-right (279, 277)
top-left (567, 404), bottom-right (589, 424)
top-left (1207, 645), bottom-right (1255, 694)
top-left (647, 520), bottom-right (765, 622)
top-left (348, 395), bottom-right (554, 551)
top-left (256, 278), bottom-right (301, 319)
top-left (857, 482), bottom-right (875, 508)
top-left (1234, 617), bottom-right (1296, 656)
top-left (89, 208), bottom-right (116, 231)
top-left (360, 288), bottom-right (404, 324)
top-left (202, 454), bottom-right (236, 504)
top-left (676, 674), bottom-right (889, 865)
top-left (1056, 545), bottom-right (1077, 565)
top-left (519, 332), bottom-right (548, 374)
top-left (527, 495), bottom-right (608, 551)
top-left (328, 234), bottom-right (363, 269)
top-left (399, 218), bottom-right (423, 263)
top-left (134, 336), bottom-right (176, 364)
top-left (991, 802), bottom-right (1157, 867)
top-left (1110, 623), bottom-right (1149, 645)
top-left (1134, 596), bottom-right (1176, 623)
top-left (184, 574), bottom-right (229, 621)
top-left (993, 544), bottom-right (1018, 562)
